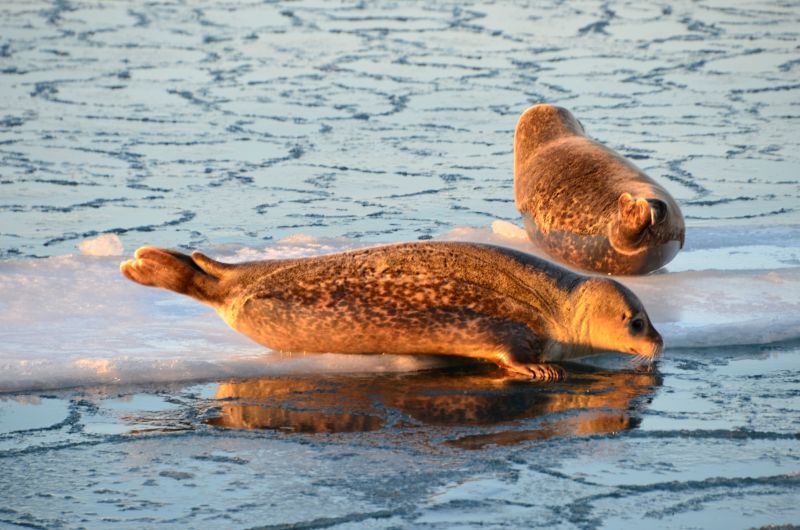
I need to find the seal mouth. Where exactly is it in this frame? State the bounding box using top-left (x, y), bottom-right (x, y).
top-left (625, 348), bottom-right (657, 371)
top-left (628, 338), bottom-right (663, 360)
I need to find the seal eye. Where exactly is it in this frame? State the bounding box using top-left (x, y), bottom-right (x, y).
top-left (630, 317), bottom-right (645, 335)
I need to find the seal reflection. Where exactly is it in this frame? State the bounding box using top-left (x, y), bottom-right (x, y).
top-left (207, 365), bottom-right (659, 447)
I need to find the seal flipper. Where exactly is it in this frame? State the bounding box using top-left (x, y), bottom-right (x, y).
top-left (495, 335), bottom-right (566, 381)
top-left (610, 193), bottom-right (662, 253)
top-left (646, 198), bottom-right (667, 225)
top-left (191, 251), bottom-right (234, 278)
top-left (617, 193), bottom-right (669, 229)
top-left (120, 246), bottom-right (223, 305)
top-left (618, 192), bottom-right (651, 231)
top-left (499, 357), bottom-right (566, 381)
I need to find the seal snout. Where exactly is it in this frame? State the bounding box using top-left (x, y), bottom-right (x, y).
top-left (652, 332), bottom-right (664, 357)
top-left (637, 331), bottom-right (663, 359)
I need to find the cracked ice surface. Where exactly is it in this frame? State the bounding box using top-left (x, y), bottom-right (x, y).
top-left (1, 0), bottom-right (799, 528)
top-left (1, 0), bottom-right (798, 258)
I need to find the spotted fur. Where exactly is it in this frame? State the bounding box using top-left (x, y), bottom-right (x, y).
top-left (514, 104), bottom-right (685, 275)
top-left (121, 242), bottom-right (662, 381)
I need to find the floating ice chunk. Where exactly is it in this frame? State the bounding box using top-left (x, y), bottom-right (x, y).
top-left (491, 220), bottom-right (528, 240)
top-left (78, 234), bottom-right (123, 256)
top-left (278, 233), bottom-right (318, 244)
top-left (0, 253), bottom-right (444, 392)
top-left (223, 234), bottom-right (358, 262)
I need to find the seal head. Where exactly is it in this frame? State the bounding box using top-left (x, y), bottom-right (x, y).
top-left (565, 278), bottom-right (663, 360)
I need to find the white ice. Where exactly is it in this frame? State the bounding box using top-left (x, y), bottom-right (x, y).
top-left (78, 234), bottom-right (124, 257)
top-left (0, 227), bottom-right (798, 392)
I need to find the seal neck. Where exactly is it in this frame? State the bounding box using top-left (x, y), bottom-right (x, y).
top-left (537, 295), bottom-right (594, 361)
top-left (562, 280), bottom-right (608, 357)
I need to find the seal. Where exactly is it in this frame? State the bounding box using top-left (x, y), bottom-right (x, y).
top-left (514, 104), bottom-right (685, 275)
top-left (120, 241), bottom-right (662, 381)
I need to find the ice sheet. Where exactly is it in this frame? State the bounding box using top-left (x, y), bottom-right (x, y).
top-left (1, 227), bottom-right (798, 392)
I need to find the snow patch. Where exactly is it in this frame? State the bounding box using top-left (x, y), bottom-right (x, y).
top-left (79, 234), bottom-right (124, 256)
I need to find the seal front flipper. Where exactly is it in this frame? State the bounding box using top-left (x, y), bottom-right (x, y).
top-left (619, 192), bottom-right (652, 232)
top-left (645, 198), bottom-right (667, 225)
top-left (120, 246), bottom-right (223, 305)
top-left (499, 357), bottom-right (566, 382)
top-left (495, 338), bottom-right (566, 382)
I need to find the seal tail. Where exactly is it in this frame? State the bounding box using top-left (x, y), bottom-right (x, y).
top-left (120, 246), bottom-right (227, 305)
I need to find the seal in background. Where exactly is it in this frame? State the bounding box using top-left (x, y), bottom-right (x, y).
top-left (514, 104), bottom-right (685, 275)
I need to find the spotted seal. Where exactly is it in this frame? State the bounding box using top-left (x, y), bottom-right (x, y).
top-left (514, 104), bottom-right (685, 275)
top-left (120, 241), bottom-right (662, 381)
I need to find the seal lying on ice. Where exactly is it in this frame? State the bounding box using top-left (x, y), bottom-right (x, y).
top-left (121, 241), bottom-right (662, 381)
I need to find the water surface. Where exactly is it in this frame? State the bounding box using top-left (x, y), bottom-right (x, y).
top-left (1, 0), bottom-right (799, 528)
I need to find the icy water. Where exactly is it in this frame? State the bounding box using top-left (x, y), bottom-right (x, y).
top-left (1, 0), bottom-right (800, 528)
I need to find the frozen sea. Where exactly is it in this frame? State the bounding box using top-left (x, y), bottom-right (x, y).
top-left (1, 0), bottom-right (799, 528)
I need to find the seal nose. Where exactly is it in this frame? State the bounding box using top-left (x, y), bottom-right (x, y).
top-left (650, 332), bottom-right (664, 357)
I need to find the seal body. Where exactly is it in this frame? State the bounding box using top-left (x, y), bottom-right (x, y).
top-left (121, 242), bottom-right (662, 380)
top-left (514, 104), bottom-right (685, 275)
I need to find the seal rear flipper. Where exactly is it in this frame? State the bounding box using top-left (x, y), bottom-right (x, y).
top-left (610, 193), bottom-right (660, 253)
top-left (120, 246), bottom-right (222, 305)
top-left (191, 251), bottom-right (234, 277)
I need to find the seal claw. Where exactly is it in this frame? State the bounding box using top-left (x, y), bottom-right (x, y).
top-left (504, 361), bottom-right (566, 382)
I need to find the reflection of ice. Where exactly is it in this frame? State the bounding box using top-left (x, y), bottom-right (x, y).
top-left (1, 225), bottom-right (798, 391)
